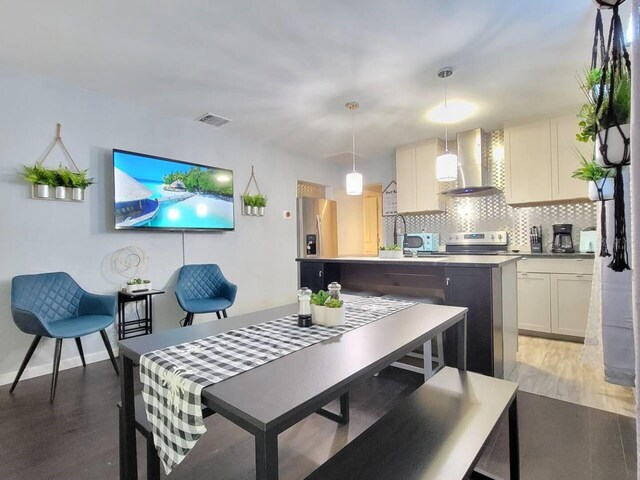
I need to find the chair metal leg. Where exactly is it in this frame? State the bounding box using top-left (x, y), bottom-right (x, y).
top-left (222, 309), bottom-right (228, 318)
top-left (50, 339), bottom-right (63, 403)
top-left (184, 312), bottom-right (194, 327)
top-left (75, 337), bottom-right (86, 367)
top-left (215, 311), bottom-right (222, 320)
top-left (100, 330), bottom-right (120, 376)
top-left (10, 335), bottom-right (42, 393)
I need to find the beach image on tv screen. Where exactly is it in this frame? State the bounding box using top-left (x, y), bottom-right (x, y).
top-left (113, 150), bottom-right (234, 230)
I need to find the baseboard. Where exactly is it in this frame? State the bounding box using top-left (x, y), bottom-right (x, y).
top-left (0, 347), bottom-right (120, 387)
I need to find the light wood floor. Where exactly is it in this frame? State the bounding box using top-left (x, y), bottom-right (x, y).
top-left (509, 335), bottom-right (636, 417)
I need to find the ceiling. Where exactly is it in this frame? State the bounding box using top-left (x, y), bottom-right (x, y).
top-left (0, 1), bottom-right (628, 162)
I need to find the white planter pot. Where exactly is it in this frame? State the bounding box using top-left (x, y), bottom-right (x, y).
top-left (55, 186), bottom-right (68, 200)
top-left (311, 304), bottom-right (325, 326)
top-left (323, 306), bottom-right (345, 327)
top-left (379, 250), bottom-right (403, 259)
top-left (32, 184), bottom-right (50, 198)
top-left (243, 204), bottom-right (252, 215)
top-left (258, 206), bottom-right (265, 216)
top-left (126, 282), bottom-right (152, 293)
top-left (252, 206), bottom-right (259, 215)
top-left (588, 177), bottom-right (615, 201)
top-left (596, 124), bottom-right (630, 166)
top-left (71, 187), bottom-right (85, 201)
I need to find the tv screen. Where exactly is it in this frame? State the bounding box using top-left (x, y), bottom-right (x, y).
top-left (113, 149), bottom-right (234, 231)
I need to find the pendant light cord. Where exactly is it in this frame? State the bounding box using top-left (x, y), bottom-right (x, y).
top-left (352, 108), bottom-right (356, 172)
top-left (444, 74), bottom-right (449, 153)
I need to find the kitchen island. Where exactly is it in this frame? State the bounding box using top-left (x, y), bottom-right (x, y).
top-left (296, 255), bottom-right (519, 379)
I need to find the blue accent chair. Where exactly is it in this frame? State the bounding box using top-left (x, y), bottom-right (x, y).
top-left (10, 272), bottom-right (119, 403)
top-left (175, 264), bottom-right (237, 327)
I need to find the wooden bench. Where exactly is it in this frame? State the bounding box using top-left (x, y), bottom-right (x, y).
top-left (306, 367), bottom-right (519, 480)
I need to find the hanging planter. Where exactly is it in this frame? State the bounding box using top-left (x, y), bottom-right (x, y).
top-left (21, 124), bottom-right (94, 202)
top-left (575, 3), bottom-right (631, 271)
top-left (588, 177), bottom-right (615, 201)
top-left (241, 166), bottom-right (267, 216)
top-left (595, 124), bottom-right (631, 166)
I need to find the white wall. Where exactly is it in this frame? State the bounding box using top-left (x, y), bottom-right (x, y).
top-left (0, 67), bottom-right (341, 384)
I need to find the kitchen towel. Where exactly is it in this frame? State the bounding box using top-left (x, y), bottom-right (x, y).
top-left (140, 296), bottom-right (416, 474)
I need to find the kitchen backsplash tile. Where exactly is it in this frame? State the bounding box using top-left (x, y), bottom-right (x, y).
top-left (385, 130), bottom-right (597, 251)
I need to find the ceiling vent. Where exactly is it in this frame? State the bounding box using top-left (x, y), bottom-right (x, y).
top-left (196, 112), bottom-right (232, 127)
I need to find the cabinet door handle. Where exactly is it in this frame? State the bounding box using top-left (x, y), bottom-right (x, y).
top-left (576, 274), bottom-right (584, 278)
top-left (576, 259), bottom-right (583, 262)
top-left (319, 271), bottom-right (322, 277)
top-left (520, 272), bottom-right (528, 276)
top-left (446, 277), bottom-right (451, 286)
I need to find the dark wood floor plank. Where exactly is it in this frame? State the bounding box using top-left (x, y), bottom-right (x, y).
top-left (618, 413), bottom-right (638, 479)
top-left (589, 407), bottom-right (630, 479)
top-left (0, 359), bottom-right (635, 480)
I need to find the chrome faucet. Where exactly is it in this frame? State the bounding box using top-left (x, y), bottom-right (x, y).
top-left (392, 213), bottom-right (407, 247)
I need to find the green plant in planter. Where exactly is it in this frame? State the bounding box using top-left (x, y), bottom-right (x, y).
top-left (70, 169), bottom-right (95, 189)
top-left (254, 194), bottom-right (267, 208)
top-left (571, 151), bottom-right (614, 181)
top-left (379, 245), bottom-right (386, 251)
top-left (127, 278), bottom-right (151, 285)
top-left (311, 290), bottom-right (330, 306)
top-left (387, 244), bottom-right (401, 251)
top-left (242, 194), bottom-right (255, 207)
top-left (22, 163), bottom-right (56, 186)
top-left (324, 298), bottom-right (344, 308)
top-left (577, 67), bottom-right (631, 143)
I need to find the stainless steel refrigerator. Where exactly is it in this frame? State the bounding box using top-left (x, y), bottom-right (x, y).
top-left (297, 197), bottom-right (338, 258)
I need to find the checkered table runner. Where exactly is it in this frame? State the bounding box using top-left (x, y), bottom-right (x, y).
top-left (140, 296), bottom-right (416, 474)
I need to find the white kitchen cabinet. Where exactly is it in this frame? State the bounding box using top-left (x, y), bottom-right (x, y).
top-left (504, 119), bottom-right (553, 204)
top-left (395, 139), bottom-right (445, 213)
top-left (551, 273), bottom-right (592, 337)
top-left (517, 257), bottom-right (593, 337)
top-left (517, 272), bottom-right (552, 333)
top-left (504, 114), bottom-right (593, 205)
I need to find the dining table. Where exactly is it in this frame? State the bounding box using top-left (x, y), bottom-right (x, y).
top-left (118, 299), bottom-right (468, 480)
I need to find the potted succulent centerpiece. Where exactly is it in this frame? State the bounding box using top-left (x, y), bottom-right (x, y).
top-left (571, 152), bottom-right (614, 201)
top-left (22, 163), bottom-right (56, 198)
top-left (379, 244), bottom-right (403, 259)
top-left (125, 278), bottom-right (152, 293)
top-left (310, 290), bottom-right (330, 326)
top-left (577, 67), bottom-right (631, 166)
top-left (323, 298), bottom-right (345, 326)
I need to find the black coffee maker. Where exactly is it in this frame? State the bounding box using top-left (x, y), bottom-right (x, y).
top-left (551, 224), bottom-right (575, 253)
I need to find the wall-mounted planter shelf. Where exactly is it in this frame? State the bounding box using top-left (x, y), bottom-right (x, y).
top-left (31, 185), bottom-right (86, 202)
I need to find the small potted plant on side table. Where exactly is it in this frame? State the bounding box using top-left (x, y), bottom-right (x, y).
top-left (323, 298), bottom-right (345, 326)
top-left (379, 244), bottom-right (403, 259)
top-left (125, 278), bottom-right (152, 293)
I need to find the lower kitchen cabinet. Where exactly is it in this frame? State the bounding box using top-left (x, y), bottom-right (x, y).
top-left (517, 257), bottom-right (593, 338)
top-left (551, 273), bottom-right (592, 337)
top-left (517, 272), bottom-right (551, 333)
top-left (298, 261), bottom-right (340, 292)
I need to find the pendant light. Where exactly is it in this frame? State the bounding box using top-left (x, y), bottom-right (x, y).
top-left (345, 101), bottom-right (363, 195)
top-left (435, 67), bottom-right (459, 182)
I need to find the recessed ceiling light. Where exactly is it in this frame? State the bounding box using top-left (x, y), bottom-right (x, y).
top-left (427, 100), bottom-right (477, 124)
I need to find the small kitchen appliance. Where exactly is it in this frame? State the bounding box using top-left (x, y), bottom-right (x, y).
top-left (551, 224), bottom-right (575, 253)
top-left (579, 227), bottom-right (598, 253)
top-left (400, 233), bottom-right (440, 255)
top-left (445, 231), bottom-right (508, 254)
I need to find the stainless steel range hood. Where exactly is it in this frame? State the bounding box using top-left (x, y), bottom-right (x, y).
top-left (439, 128), bottom-right (501, 197)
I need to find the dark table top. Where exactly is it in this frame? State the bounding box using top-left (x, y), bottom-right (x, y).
top-left (119, 302), bottom-right (467, 432)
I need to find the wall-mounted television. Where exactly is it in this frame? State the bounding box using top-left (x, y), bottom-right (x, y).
top-left (113, 149), bottom-right (234, 231)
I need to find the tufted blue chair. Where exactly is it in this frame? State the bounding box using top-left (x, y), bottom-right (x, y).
top-left (10, 272), bottom-right (119, 403)
top-left (174, 264), bottom-right (237, 327)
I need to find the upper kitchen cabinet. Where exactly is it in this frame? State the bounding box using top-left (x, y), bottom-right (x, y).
top-left (504, 114), bottom-right (592, 205)
top-left (395, 138), bottom-right (446, 213)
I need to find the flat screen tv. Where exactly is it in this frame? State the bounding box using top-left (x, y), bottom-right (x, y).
top-left (113, 149), bottom-right (234, 231)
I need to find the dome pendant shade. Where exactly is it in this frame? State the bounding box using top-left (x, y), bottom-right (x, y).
top-left (436, 152), bottom-right (458, 182)
top-left (346, 171), bottom-right (363, 195)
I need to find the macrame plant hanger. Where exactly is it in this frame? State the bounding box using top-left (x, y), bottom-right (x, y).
top-left (40, 123), bottom-right (80, 173)
top-left (243, 165), bottom-right (262, 198)
top-left (592, 1), bottom-right (631, 271)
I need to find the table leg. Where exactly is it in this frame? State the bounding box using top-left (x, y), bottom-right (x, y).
top-left (456, 313), bottom-right (468, 371)
top-left (120, 353), bottom-right (138, 480)
top-left (255, 429), bottom-right (278, 480)
top-left (423, 339), bottom-right (433, 382)
top-left (509, 396), bottom-right (520, 480)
